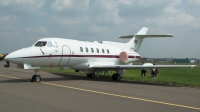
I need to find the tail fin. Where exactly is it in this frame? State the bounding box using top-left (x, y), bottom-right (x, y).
top-left (119, 27), bottom-right (173, 52)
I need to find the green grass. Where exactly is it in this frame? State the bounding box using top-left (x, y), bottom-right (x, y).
top-left (42, 64), bottom-right (200, 87)
top-left (123, 67), bottom-right (200, 87)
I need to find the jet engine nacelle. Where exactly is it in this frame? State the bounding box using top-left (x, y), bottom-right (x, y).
top-left (119, 51), bottom-right (140, 63)
top-left (119, 51), bottom-right (128, 63)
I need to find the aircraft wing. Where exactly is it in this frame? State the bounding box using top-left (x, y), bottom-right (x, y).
top-left (91, 64), bottom-right (196, 70)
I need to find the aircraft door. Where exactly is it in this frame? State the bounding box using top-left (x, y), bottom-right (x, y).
top-left (58, 45), bottom-right (71, 66)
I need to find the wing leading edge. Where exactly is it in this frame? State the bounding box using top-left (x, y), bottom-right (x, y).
top-left (91, 64), bottom-right (196, 70)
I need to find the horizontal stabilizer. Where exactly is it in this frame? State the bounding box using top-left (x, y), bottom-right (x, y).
top-left (119, 34), bottom-right (173, 39)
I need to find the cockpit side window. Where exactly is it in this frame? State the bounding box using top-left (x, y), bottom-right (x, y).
top-left (47, 41), bottom-right (52, 47)
top-left (52, 42), bottom-right (58, 48)
top-left (47, 41), bottom-right (58, 48)
top-left (35, 41), bottom-right (47, 47)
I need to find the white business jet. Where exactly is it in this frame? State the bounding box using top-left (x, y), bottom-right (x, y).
top-left (4, 27), bottom-right (196, 82)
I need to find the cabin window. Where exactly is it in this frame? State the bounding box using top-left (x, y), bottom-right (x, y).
top-left (80, 47), bottom-right (83, 52)
top-left (35, 41), bottom-right (47, 47)
top-left (102, 49), bottom-right (105, 53)
top-left (107, 49), bottom-right (109, 54)
top-left (86, 47), bottom-right (89, 52)
top-left (91, 48), bottom-right (94, 53)
top-left (96, 48), bottom-right (99, 53)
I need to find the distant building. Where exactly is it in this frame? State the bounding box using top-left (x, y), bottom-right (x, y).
top-left (141, 57), bottom-right (199, 63)
top-left (172, 58), bottom-right (196, 63)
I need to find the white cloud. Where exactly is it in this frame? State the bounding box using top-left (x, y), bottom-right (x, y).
top-left (188, 0), bottom-right (200, 6)
top-left (0, 15), bottom-right (15, 25)
top-left (141, 0), bottom-right (200, 28)
top-left (144, 12), bottom-right (199, 27)
top-left (0, 0), bottom-right (44, 13)
top-left (38, 12), bottom-right (48, 16)
top-left (48, 15), bottom-right (90, 25)
top-left (0, 15), bottom-right (20, 38)
top-left (89, 0), bottom-right (124, 25)
top-left (51, 0), bottom-right (90, 12)
top-left (164, 5), bottom-right (180, 14)
top-left (87, 24), bottom-right (107, 33)
top-left (119, 0), bottom-right (132, 5)
top-left (25, 26), bottom-right (48, 35)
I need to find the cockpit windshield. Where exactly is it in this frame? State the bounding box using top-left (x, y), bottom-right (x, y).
top-left (34, 41), bottom-right (47, 47)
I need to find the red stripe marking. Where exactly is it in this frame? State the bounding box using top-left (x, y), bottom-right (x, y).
top-left (20, 55), bottom-right (141, 59)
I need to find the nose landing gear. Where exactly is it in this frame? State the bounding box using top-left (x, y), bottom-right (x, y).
top-left (31, 69), bottom-right (42, 82)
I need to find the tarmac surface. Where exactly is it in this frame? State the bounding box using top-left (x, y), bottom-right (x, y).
top-left (0, 62), bottom-right (200, 112)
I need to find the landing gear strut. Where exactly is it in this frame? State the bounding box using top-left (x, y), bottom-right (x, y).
top-left (31, 69), bottom-right (42, 82)
top-left (112, 73), bottom-right (121, 81)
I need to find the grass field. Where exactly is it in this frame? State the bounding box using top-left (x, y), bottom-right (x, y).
top-left (42, 63), bottom-right (200, 87)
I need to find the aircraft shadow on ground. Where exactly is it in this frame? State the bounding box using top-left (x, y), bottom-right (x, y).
top-left (42, 72), bottom-right (188, 88)
top-left (0, 68), bottom-right (197, 88)
top-left (0, 78), bottom-right (30, 83)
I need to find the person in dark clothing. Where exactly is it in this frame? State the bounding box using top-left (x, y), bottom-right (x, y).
top-left (4, 61), bottom-right (10, 68)
top-left (141, 69), bottom-right (147, 77)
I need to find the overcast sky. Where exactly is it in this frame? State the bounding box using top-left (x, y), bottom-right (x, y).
top-left (0, 0), bottom-right (199, 58)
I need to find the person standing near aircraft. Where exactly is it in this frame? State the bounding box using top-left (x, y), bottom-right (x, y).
top-left (151, 64), bottom-right (156, 78)
top-left (155, 68), bottom-right (159, 77)
top-left (151, 68), bottom-right (155, 78)
top-left (141, 62), bottom-right (147, 77)
top-left (141, 69), bottom-right (147, 77)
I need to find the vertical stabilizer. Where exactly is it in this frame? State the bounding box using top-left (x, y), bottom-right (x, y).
top-left (137, 27), bottom-right (148, 35)
top-left (127, 27), bottom-right (148, 52)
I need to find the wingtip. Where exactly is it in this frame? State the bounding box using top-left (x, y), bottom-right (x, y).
top-left (190, 65), bottom-right (196, 68)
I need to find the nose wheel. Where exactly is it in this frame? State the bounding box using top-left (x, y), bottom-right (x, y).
top-left (30, 69), bottom-right (42, 82)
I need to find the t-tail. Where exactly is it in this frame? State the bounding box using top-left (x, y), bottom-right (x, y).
top-left (119, 27), bottom-right (173, 52)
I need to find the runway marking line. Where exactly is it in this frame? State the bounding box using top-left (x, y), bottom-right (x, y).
top-left (0, 74), bottom-right (200, 111)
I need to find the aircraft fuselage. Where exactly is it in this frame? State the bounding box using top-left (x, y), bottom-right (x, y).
top-left (5, 38), bottom-right (140, 70)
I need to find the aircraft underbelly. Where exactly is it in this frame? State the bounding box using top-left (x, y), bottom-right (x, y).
top-left (59, 45), bottom-right (71, 66)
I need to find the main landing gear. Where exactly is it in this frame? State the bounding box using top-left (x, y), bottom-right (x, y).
top-left (31, 69), bottom-right (42, 82)
top-left (112, 73), bottom-right (121, 81)
top-left (87, 73), bottom-right (95, 78)
top-left (86, 72), bottom-right (121, 81)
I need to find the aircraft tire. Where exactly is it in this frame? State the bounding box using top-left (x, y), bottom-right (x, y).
top-left (87, 73), bottom-right (95, 78)
top-left (35, 75), bottom-right (41, 82)
top-left (87, 74), bottom-right (91, 78)
top-left (112, 74), bottom-right (117, 80)
top-left (115, 74), bottom-right (121, 81)
top-left (30, 75), bottom-right (36, 82)
top-left (91, 73), bottom-right (95, 78)
top-left (112, 74), bottom-right (121, 81)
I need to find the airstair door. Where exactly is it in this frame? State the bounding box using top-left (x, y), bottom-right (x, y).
top-left (58, 45), bottom-right (71, 66)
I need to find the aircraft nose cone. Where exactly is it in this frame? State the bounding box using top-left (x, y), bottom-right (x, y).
top-left (5, 54), bottom-right (13, 61)
top-left (5, 51), bottom-right (25, 64)
top-left (5, 53), bottom-right (15, 62)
